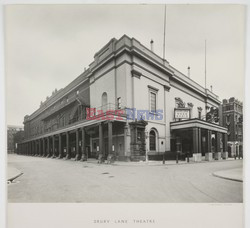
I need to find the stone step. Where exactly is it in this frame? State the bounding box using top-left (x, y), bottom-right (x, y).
top-left (130, 155), bottom-right (146, 162)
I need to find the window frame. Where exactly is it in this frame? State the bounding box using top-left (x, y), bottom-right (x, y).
top-left (148, 86), bottom-right (158, 113)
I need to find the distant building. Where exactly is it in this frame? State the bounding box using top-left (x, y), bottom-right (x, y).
top-left (7, 125), bottom-right (24, 154)
top-left (17, 35), bottom-right (228, 162)
top-left (222, 97), bottom-right (243, 158)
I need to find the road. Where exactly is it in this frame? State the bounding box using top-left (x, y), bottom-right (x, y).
top-left (8, 154), bottom-right (243, 203)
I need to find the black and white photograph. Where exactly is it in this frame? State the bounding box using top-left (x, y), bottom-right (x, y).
top-left (2, 2), bottom-right (248, 228)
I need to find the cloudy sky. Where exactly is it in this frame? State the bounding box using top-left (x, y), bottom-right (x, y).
top-left (5, 4), bottom-right (245, 126)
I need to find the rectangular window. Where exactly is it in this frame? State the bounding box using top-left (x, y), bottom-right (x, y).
top-left (117, 97), bottom-right (121, 109)
top-left (150, 92), bottom-right (156, 112)
top-left (198, 111), bottom-right (201, 119)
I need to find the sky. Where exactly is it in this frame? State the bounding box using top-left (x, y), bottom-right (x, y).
top-left (5, 4), bottom-right (245, 126)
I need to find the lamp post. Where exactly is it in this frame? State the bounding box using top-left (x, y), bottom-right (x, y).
top-left (176, 137), bottom-right (181, 164)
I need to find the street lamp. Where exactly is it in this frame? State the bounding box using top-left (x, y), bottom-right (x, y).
top-left (176, 137), bottom-right (181, 164)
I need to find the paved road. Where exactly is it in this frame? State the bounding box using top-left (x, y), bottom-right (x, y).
top-left (8, 154), bottom-right (243, 203)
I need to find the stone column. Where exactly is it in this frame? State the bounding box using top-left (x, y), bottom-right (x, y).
top-left (215, 132), bottom-right (222, 160)
top-left (192, 127), bottom-right (199, 162)
top-left (40, 139), bottom-right (43, 156)
top-left (81, 127), bottom-right (86, 161)
top-left (108, 121), bottom-right (113, 161)
top-left (52, 135), bottom-right (56, 158)
top-left (65, 131), bottom-right (71, 159)
top-left (205, 130), bottom-right (213, 161)
top-left (38, 140), bottom-right (40, 156)
top-left (98, 123), bottom-right (104, 162)
top-left (222, 133), bottom-right (228, 159)
top-left (124, 123), bottom-right (131, 160)
top-left (37, 140), bottom-right (39, 156)
top-left (30, 141), bottom-right (32, 155)
top-left (58, 133), bottom-right (63, 159)
top-left (31, 141), bottom-right (34, 156)
top-left (36, 141), bottom-right (38, 155)
top-left (47, 137), bottom-right (50, 157)
top-left (33, 141), bottom-right (35, 156)
top-left (75, 129), bottom-right (80, 160)
top-left (35, 141), bottom-right (38, 156)
top-left (197, 128), bottom-right (202, 161)
top-left (42, 138), bottom-right (46, 157)
top-left (33, 141), bottom-right (35, 155)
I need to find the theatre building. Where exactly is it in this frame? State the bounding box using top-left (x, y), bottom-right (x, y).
top-left (17, 35), bottom-right (228, 162)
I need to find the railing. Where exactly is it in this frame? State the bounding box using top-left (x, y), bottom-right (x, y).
top-left (87, 103), bottom-right (127, 120)
top-left (41, 95), bottom-right (78, 121)
top-left (25, 103), bottom-right (128, 140)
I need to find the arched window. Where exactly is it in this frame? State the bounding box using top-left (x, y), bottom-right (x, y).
top-left (149, 130), bottom-right (156, 151)
top-left (102, 92), bottom-right (108, 107)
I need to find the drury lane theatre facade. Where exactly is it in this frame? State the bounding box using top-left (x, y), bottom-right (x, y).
top-left (17, 35), bottom-right (228, 162)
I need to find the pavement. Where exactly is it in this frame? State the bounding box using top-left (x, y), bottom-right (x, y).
top-left (8, 154), bottom-right (243, 203)
top-left (7, 166), bottom-right (23, 182)
top-left (89, 157), bottom-right (238, 166)
top-left (213, 168), bottom-right (243, 182)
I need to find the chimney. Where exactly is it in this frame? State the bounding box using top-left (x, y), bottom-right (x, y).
top-left (187, 66), bottom-right (190, 78)
top-left (210, 85), bottom-right (213, 92)
top-left (150, 39), bottom-right (154, 52)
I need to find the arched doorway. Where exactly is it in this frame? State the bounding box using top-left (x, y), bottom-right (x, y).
top-left (149, 129), bottom-right (158, 151)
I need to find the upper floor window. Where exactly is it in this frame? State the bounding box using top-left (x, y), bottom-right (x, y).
top-left (102, 92), bottom-right (108, 107)
top-left (150, 92), bottom-right (156, 112)
top-left (148, 85), bottom-right (158, 113)
top-left (198, 111), bottom-right (202, 119)
top-left (117, 97), bottom-right (121, 109)
top-left (197, 107), bottom-right (202, 119)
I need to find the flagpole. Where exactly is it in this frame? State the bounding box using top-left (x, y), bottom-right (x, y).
top-left (205, 39), bottom-right (208, 117)
top-left (205, 39), bottom-right (207, 89)
top-left (163, 5), bottom-right (167, 60)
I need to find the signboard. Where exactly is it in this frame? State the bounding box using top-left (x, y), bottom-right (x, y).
top-left (174, 108), bottom-right (190, 119)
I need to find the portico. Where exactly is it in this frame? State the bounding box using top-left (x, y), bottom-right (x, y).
top-left (170, 118), bottom-right (228, 162)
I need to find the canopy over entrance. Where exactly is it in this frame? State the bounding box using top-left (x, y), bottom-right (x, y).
top-left (170, 118), bottom-right (228, 162)
top-left (170, 118), bottom-right (227, 133)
